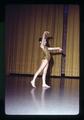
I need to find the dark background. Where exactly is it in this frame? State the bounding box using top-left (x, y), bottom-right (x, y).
top-left (0, 0), bottom-right (82, 120)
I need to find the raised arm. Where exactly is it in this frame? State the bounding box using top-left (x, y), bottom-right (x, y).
top-left (40, 31), bottom-right (49, 48)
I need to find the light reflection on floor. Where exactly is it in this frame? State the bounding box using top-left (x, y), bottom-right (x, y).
top-left (5, 75), bottom-right (79, 115)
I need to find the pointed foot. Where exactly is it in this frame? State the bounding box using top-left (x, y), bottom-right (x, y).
top-left (42, 84), bottom-right (50, 88)
top-left (30, 81), bottom-right (36, 88)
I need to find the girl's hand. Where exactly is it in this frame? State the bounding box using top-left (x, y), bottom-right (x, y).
top-left (58, 48), bottom-right (63, 52)
top-left (43, 31), bottom-right (50, 35)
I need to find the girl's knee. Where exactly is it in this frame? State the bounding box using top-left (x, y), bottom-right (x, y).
top-left (45, 60), bottom-right (49, 65)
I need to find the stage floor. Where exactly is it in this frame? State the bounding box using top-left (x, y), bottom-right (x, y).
top-left (5, 75), bottom-right (79, 115)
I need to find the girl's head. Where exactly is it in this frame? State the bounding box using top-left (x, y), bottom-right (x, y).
top-left (39, 31), bottom-right (50, 46)
top-left (39, 38), bottom-right (47, 46)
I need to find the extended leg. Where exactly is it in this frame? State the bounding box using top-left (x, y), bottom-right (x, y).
top-left (42, 63), bottom-right (50, 88)
top-left (31, 59), bottom-right (48, 88)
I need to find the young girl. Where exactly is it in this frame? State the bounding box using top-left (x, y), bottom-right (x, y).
top-left (31, 31), bottom-right (62, 88)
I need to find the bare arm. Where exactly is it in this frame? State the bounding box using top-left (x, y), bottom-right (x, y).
top-left (40, 31), bottom-right (49, 48)
top-left (40, 34), bottom-right (46, 47)
top-left (48, 47), bottom-right (63, 52)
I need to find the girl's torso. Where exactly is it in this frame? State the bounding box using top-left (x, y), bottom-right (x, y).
top-left (41, 46), bottom-right (51, 61)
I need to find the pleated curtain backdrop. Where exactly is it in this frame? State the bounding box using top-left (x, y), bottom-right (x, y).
top-left (65, 5), bottom-right (79, 76)
top-left (5, 4), bottom-right (79, 77)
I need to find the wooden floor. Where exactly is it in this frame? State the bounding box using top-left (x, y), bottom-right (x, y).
top-left (5, 75), bottom-right (79, 115)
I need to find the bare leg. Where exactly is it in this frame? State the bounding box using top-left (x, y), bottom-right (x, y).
top-left (42, 63), bottom-right (50, 88)
top-left (31, 59), bottom-right (48, 88)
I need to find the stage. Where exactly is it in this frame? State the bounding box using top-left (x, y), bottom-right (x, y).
top-left (5, 75), bottom-right (79, 115)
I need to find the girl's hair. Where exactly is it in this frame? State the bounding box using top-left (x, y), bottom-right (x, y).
top-left (38, 37), bottom-right (49, 47)
top-left (39, 37), bottom-right (42, 42)
top-left (39, 37), bottom-right (53, 42)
